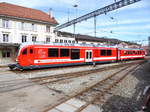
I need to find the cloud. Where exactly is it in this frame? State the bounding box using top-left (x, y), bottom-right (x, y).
top-left (1, 0), bottom-right (77, 8)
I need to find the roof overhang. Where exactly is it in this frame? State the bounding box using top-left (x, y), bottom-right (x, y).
top-left (0, 15), bottom-right (58, 26)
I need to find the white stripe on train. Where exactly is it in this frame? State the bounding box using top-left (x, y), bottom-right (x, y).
top-left (34, 55), bottom-right (144, 64)
top-left (34, 58), bottom-right (85, 63)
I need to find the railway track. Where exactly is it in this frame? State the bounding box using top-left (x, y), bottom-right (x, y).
top-left (43, 63), bottom-right (142, 112)
top-left (0, 60), bottom-right (144, 93)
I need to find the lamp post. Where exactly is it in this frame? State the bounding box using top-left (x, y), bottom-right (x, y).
top-left (73, 4), bottom-right (78, 18)
top-left (73, 4), bottom-right (78, 41)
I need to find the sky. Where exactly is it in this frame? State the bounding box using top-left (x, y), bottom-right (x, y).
top-left (1, 0), bottom-right (150, 45)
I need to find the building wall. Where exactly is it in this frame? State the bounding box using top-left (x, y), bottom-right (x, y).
top-left (0, 18), bottom-right (56, 43)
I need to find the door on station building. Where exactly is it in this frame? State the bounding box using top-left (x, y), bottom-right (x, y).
top-left (85, 50), bottom-right (93, 62)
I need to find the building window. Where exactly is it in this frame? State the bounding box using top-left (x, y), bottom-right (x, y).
top-left (22, 35), bottom-right (27, 43)
top-left (32, 36), bottom-right (37, 42)
top-left (3, 34), bottom-right (9, 42)
top-left (32, 23), bottom-right (34, 31)
top-left (64, 40), bottom-right (67, 43)
top-left (82, 42), bottom-right (86, 44)
top-left (55, 39), bottom-right (59, 43)
top-left (72, 41), bottom-right (75, 44)
top-left (48, 48), bottom-right (58, 57)
top-left (60, 39), bottom-right (63, 43)
top-left (2, 19), bottom-right (9, 28)
top-left (46, 37), bottom-right (50, 42)
top-left (68, 40), bottom-right (71, 43)
top-left (46, 25), bottom-right (50, 32)
top-left (21, 22), bottom-right (24, 30)
top-left (2, 51), bottom-right (10, 58)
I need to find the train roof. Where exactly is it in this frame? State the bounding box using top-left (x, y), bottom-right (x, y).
top-left (118, 48), bottom-right (144, 50)
top-left (20, 42), bottom-right (116, 48)
top-left (19, 42), bottom-right (144, 50)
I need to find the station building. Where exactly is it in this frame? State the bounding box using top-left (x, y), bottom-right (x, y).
top-left (0, 2), bottom-right (60, 64)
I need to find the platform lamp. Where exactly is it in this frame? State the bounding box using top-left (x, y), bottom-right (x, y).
top-left (73, 4), bottom-right (78, 42)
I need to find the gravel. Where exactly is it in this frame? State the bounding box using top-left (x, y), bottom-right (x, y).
top-left (99, 60), bottom-right (150, 112)
top-left (47, 66), bottom-right (128, 96)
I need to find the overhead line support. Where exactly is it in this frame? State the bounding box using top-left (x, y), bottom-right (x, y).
top-left (55, 0), bottom-right (141, 31)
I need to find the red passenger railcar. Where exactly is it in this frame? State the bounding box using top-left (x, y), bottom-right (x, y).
top-left (119, 48), bottom-right (145, 60)
top-left (8, 43), bottom-right (145, 70)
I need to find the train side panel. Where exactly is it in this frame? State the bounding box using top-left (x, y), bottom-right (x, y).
top-left (32, 45), bottom-right (87, 67)
top-left (120, 49), bottom-right (145, 60)
top-left (93, 47), bottom-right (117, 62)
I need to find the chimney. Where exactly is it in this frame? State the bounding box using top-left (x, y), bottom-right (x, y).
top-left (48, 8), bottom-right (52, 18)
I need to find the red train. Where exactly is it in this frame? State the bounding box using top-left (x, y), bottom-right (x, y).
top-left (8, 43), bottom-right (145, 70)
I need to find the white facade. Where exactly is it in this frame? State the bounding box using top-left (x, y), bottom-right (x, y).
top-left (0, 18), bottom-right (57, 44)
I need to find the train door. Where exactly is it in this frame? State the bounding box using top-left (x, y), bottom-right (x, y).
top-left (19, 48), bottom-right (29, 66)
top-left (28, 47), bottom-right (34, 65)
top-left (19, 47), bottom-right (34, 67)
top-left (117, 49), bottom-right (121, 61)
top-left (85, 50), bottom-right (93, 62)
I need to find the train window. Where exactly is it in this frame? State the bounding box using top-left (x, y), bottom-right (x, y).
top-left (48, 48), bottom-right (58, 57)
top-left (71, 49), bottom-right (80, 59)
top-left (107, 50), bottom-right (112, 56)
top-left (100, 49), bottom-right (106, 56)
top-left (60, 48), bottom-right (70, 57)
top-left (135, 51), bottom-right (138, 54)
top-left (30, 49), bottom-right (33, 54)
top-left (124, 51), bottom-right (126, 55)
top-left (22, 48), bottom-right (27, 55)
top-left (143, 51), bottom-right (145, 55)
top-left (132, 51), bottom-right (134, 55)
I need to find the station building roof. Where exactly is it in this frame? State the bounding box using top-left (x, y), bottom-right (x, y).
top-left (0, 2), bottom-right (58, 25)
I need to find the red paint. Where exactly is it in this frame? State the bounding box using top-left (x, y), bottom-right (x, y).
top-left (17, 44), bottom-right (145, 68)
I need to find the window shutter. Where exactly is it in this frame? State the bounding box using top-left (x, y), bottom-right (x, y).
top-left (9, 20), bottom-right (12, 28)
top-left (18, 22), bottom-right (21, 30)
top-left (0, 19), bottom-right (2, 28)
